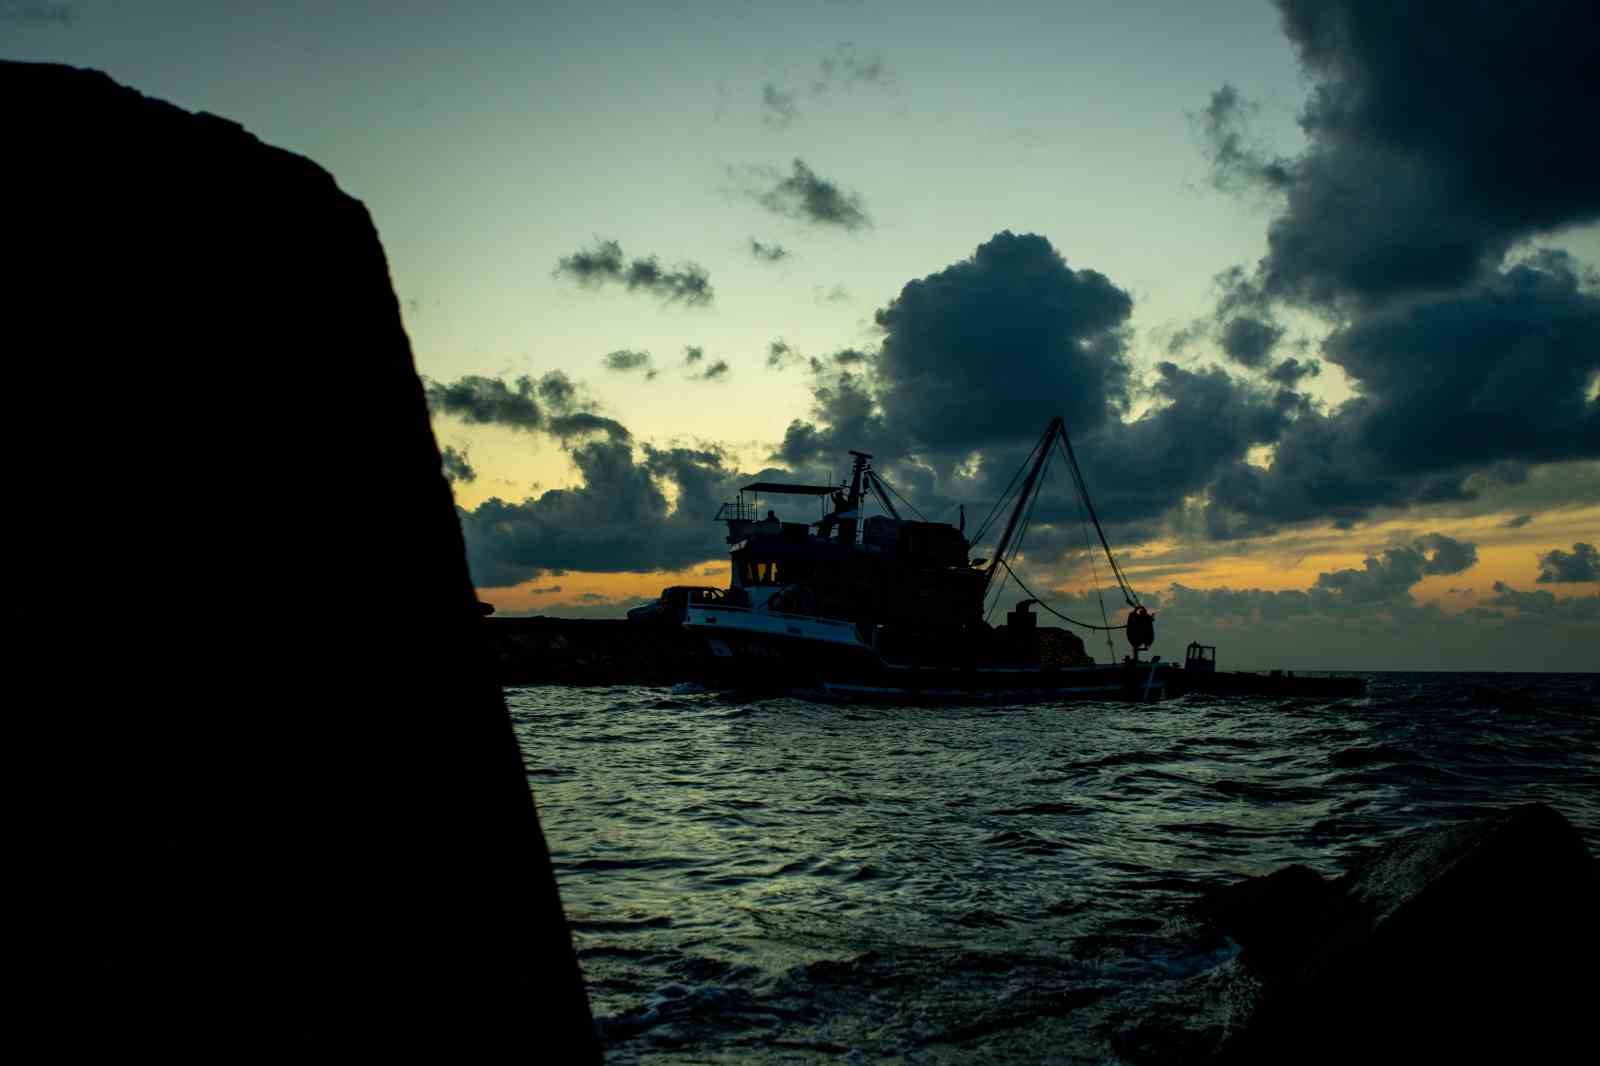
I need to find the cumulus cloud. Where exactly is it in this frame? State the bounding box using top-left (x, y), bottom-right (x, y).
top-left (553, 239), bottom-right (713, 306)
top-left (1537, 542), bottom-right (1600, 584)
top-left (781, 231), bottom-right (1133, 463)
top-left (741, 159), bottom-right (871, 231)
top-left (457, 441), bottom-right (797, 587)
top-left (1485, 581), bottom-right (1600, 620)
top-left (602, 349), bottom-right (658, 379)
top-left (439, 445), bottom-right (476, 485)
top-left (1229, 1), bottom-right (1600, 308)
top-left (1311, 532), bottom-right (1478, 605)
top-left (1267, 357), bottom-right (1319, 387)
top-left (425, 374), bottom-right (546, 431)
top-left (1198, 252), bottom-right (1600, 537)
top-left (750, 238), bottom-right (789, 262)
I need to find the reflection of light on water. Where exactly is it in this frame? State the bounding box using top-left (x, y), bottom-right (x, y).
top-left (506, 679), bottom-right (1598, 1060)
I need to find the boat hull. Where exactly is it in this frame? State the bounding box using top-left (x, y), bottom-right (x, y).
top-left (682, 606), bottom-right (1163, 701)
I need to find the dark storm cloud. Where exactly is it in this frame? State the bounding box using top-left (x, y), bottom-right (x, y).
top-left (1198, 253), bottom-right (1600, 536)
top-left (1537, 542), bottom-right (1600, 584)
top-left (1219, 315), bottom-right (1283, 368)
top-left (439, 445), bottom-right (476, 485)
top-left (866, 231), bottom-right (1132, 454)
top-left (744, 159), bottom-right (871, 231)
top-left (424, 371), bottom-right (629, 443)
top-left (1323, 254), bottom-right (1600, 473)
top-left (602, 349), bottom-right (658, 379)
top-left (456, 441), bottom-right (801, 587)
top-left (760, 84), bottom-right (797, 128)
top-left (553, 239), bottom-right (713, 306)
top-left (683, 345), bottom-right (704, 365)
top-left (1174, 265), bottom-right (1287, 370)
top-left (692, 359), bottom-right (731, 382)
top-left (546, 412), bottom-right (631, 443)
top-left (1237, 0), bottom-right (1600, 307)
top-left (749, 238), bottom-right (789, 262)
top-left (772, 232), bottom-right (1304, 539)
top-left (1073, 363), bottom-right (1302, 530)
top-left (1267, 357), bottom-right (1319, 387)
top-left (1485, 582), bottom-right (1600, 620)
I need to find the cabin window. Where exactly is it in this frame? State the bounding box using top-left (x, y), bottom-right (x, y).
top-left (742, 560), bottom-right (784, 585)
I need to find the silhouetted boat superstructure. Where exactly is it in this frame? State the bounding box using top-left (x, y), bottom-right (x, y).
top-left (629, 416), bottom-right (1366, 701)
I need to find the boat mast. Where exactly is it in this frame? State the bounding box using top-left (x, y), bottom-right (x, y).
top-left (838, 449), bottom-right (872, 546)
top-left (982, 417), bottom-right (1061, 598)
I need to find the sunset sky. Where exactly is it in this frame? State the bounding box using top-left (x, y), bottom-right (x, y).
top-left (11, 0), bottom-right (1598, 670)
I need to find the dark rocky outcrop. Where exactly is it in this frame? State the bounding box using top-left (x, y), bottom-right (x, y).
top-left (9, 62), bottom-right (598, 1058)
top-left (1131, 804), bottom-right (1597, 1064)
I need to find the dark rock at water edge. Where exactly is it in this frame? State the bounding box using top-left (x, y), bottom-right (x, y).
top-left (8, 62), bottom-right (598, 1059)
top-left (1124, 803), bottom-right (1597, 1063)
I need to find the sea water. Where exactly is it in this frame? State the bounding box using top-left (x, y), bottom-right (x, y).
top-left (510, 674), bottom-right (1598, 1063)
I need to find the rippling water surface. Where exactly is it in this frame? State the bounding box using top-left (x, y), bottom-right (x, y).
top-left (509, 674), bottom-right (1598, 1063)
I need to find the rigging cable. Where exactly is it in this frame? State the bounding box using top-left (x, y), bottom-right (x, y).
top-left (869, 471), bottom-right (926, 523)
top-left (1054, 433), bottom-right (1142, 609)
top-left (985, 444), bottom-right (1053, 621)
top-left (995, 558), bottom-right (1128, 631)
top-left (985, 438), bottom-right (1049, 617)
top-left (970, 430), bottom-right (1047, 547)
top-left (1075, 475), bottom-right (1118, 662)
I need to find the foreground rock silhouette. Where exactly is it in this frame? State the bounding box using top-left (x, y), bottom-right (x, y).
top-left (9, 61), bottom-right (598, 1058)
top-left (1122, 803), bottom-right (1597, 1064)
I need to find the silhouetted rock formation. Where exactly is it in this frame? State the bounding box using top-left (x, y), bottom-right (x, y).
top-left (9, 61), bottom-right (598, 1059)
top-left (1129, 804), bottom-right (1596, 1064)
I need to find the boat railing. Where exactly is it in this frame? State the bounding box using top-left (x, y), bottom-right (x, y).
top-left (683, 602), bottom-right (855, 628)
top-left (714, 499), bottom-right (758, 523)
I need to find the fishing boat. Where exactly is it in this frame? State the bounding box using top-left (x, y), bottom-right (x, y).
top-left (631, 416), bottom-right (1169, 700)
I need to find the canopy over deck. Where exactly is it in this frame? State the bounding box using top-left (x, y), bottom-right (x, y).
top-left (741, 482), bottom-right (837, 495)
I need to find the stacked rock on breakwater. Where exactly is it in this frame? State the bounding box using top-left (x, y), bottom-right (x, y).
top-left (1116, 802), bottom-right (1598, 1064)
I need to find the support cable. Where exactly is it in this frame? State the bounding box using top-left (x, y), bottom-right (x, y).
top-left (971, 431), bottom-right (1046, 547)
top-left (995, 559), bottom-right (1129, 631)
top-left (869, 471), bottom-right (924, 522)
top-left (1054, 434), bottom-right (1141, 609)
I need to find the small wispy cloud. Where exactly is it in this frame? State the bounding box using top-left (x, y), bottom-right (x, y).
top-left (766, 338), bottom-right (803, 370)
top-left (760, 84), bottom-right (798, 128)
top-left (554, 239), bottom-right (713, 306)
top-left (602, 349), bottom-right (658, 380)
top-left (750, 238), bottom-right (790, 263)
top-left (737, 159), bottom-right (871, 231)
